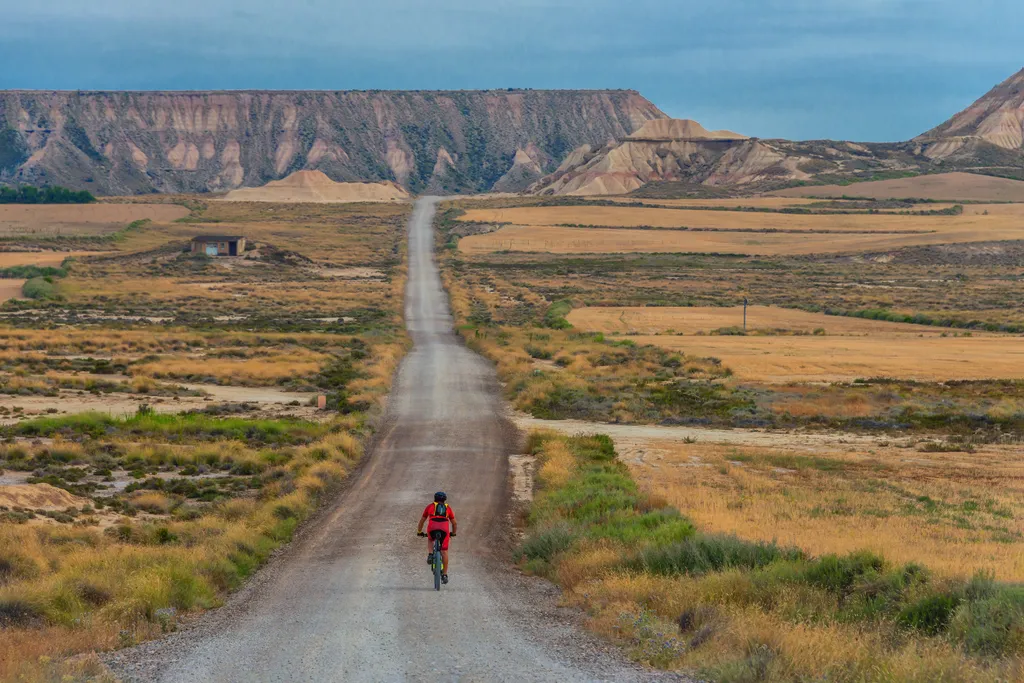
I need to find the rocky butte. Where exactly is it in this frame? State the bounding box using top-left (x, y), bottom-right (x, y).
top-left (0, 90), bottom-right (664, 195)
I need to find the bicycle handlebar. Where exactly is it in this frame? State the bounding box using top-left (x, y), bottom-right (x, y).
top-left (417, 532), bottom-right (427, 537)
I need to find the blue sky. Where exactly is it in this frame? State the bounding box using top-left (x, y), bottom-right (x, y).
top-left (1, 0), bottom-right (1020, 141)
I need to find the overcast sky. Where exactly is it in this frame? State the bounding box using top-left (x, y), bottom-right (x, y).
top-left (1, 0), bottom-right (1020, 141)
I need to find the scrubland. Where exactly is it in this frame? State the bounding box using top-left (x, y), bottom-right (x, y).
top-left (519, 432), bottom-right (1024, 682)
top-left (439, 192), bottom-right (1024, 680)
top-left (0, 199), bottom-right (409, 680)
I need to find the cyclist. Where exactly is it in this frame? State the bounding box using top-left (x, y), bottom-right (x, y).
top-left (417, 491), bottom-right (457, 584)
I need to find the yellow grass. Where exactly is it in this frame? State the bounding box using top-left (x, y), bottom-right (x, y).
top-left (0, 203), bottom-right (188, 237)
top-left (565, 306), bottom-right (1024, 382)
top-left (598, 197), bottom-right (824, 208)
top-left (626, 439), bottom-right (1024, 582)
top-left (771, 171), bottom-right (1024, 202)
top-left (459, 205), bottom-right (1013, 233)
top-left (132, 351), bottom-right (329, 385)
top-left (617, 334), bottom-right (1024, 382)
top-left (0, 251), bottom-right (112, 267)
top-left (566, 305), bottom-right (989, 337)
top-left (574, 573), bottom-right (1019, 681)
top-left (458, 223), bottom-right (1024, 256)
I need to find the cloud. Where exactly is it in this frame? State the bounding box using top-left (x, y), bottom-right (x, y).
top-left (0, 0), bottom-right (1020, 140)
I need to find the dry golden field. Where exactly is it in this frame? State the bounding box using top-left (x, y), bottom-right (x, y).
top-left (0, 279), bottom-right (25, 303)
top-left (0, 203), bottom-right (188, 237)
top-left (456, 202), bottom-right (1024, 256)
top-left (458, 205), bottom-right (1011, 232)
top-left (599, 197), bottom-right (823, 208)
top-left (772, 171), bottom-right (1024, 202)
top-left (565, 305), bottom-right (991, 337)
top-left (626, 438), bottom-right (1024, 580)
top-left (0, 251), bottom-right (111, 267)
top-left (0, 198), bottom-right (410, 681)
top-left (458, 223), bottom-right (1024, 256)
top-left (565, 306), bottom-right (1022, 382)
top-left (617, 335), bottom-right (1022, 382)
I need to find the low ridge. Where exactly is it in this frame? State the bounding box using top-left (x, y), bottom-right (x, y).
top-left (221, 170), bottom-right (410, 203)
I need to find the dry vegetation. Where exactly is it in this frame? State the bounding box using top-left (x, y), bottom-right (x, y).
top-left (440, 189), bottom-right (1024, 679)
top-left (456, 200), bottom-right (1024, 256)
top-left (0, 204), bottom-right (189, 238)
top-left (0, 199), bottom-right (409, 680)
top-left (772, 172), bottom-right (1024, 202)
top-left (565, 307), bottom-right (1021, 382)
top-left (519, 432), bottom-right (1024, 682)
top-left (625, 438), bottom-right (1024, 581)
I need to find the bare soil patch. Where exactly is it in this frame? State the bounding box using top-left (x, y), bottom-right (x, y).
top-left (0, 483), bottom-right (90, 510)
top-left (0, 251), bottom-right (112, 267)
top-left (0, 204), bottom-right (188, 237)
top-left (772, 172), bottom-right (1024, 202)
top-left (0, 279), bottom-right (25, 303)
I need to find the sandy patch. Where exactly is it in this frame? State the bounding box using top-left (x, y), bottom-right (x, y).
top-left (771, 172), bottom-right (1024, 202)
top-left (508, 453), bottom-right (536, 503)
top-left (319, 267), bottom-right (386, 279)
top-left (512, 413), bottom-right (891, 453)
top-left (0, 279), bottom-right (25, 303)
top-left (0, 251), bottom-right (113, 267)
top-left (221, 170), bottom-right (410, 203)
top-left (0, 483), bottom-right (90, 510)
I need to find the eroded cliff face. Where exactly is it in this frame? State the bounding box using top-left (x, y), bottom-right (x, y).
top-left (528, 119), bottom-right (920, 195)
top-left (0, 90), bottom-right (664, 195)
top-left (916, 68), bottom-right (1024, 159)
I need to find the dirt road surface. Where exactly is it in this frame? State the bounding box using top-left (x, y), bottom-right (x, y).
top-left (107, 198), bottom-right (678, 682)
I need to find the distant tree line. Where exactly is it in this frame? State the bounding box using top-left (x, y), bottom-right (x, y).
top-left (0, 185), bottom-right (95, 204)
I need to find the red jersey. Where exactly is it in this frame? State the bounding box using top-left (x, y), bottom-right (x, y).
top-left (422, 502), bottom-right (455, 528)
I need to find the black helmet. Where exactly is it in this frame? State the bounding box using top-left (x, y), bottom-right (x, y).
top-left (434, 491), bottom-right (447, 502)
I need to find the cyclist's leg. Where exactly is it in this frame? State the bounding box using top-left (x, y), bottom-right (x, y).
top-left (440, 532), bottom-right (451, 573)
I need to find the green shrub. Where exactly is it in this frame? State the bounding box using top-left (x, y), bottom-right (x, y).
top-left (628, 534), bottom-right (800, 576)
top-left (799, 551), bottom-right (885, 595)
top-left (949, 588), bottom-right (1024, 655)
top-left (898, 593), bottom-right (961, 635)
top-left (22, 276), bottom-right (58, 300)
top-left (518, 523), bottom-right (576, 562)
top-left (542, 299), bottom-right (573, 329)
top-left (0, 185), bottom-right (95, 204)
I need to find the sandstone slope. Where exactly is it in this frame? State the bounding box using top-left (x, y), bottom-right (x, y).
top-left (221, 170), bottom-right (409, 202)
top-left (916, 68), bottom-right (1024, 159)
top-left (0, 90), bottom-right (664, 195)
top-left (529, 119), bottom-right (916, 195)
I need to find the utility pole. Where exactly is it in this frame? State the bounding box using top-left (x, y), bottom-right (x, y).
top-left (743, 297), bottom-right (748, 332)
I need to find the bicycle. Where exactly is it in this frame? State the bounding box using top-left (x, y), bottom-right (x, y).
top-left (419, 530), bottom-right (451, 591)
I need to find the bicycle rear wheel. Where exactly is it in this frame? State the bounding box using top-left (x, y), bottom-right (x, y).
top-left (433, 546), bottom-right (442, 591)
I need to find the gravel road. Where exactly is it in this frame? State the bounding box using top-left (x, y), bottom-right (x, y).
top-left (107, 197), bottom-right (681, 682)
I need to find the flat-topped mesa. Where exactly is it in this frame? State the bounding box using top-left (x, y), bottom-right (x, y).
top-left (624, 118), bottom-right (749, 142)
top-left (0, 89), bottom-right (665, 195)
